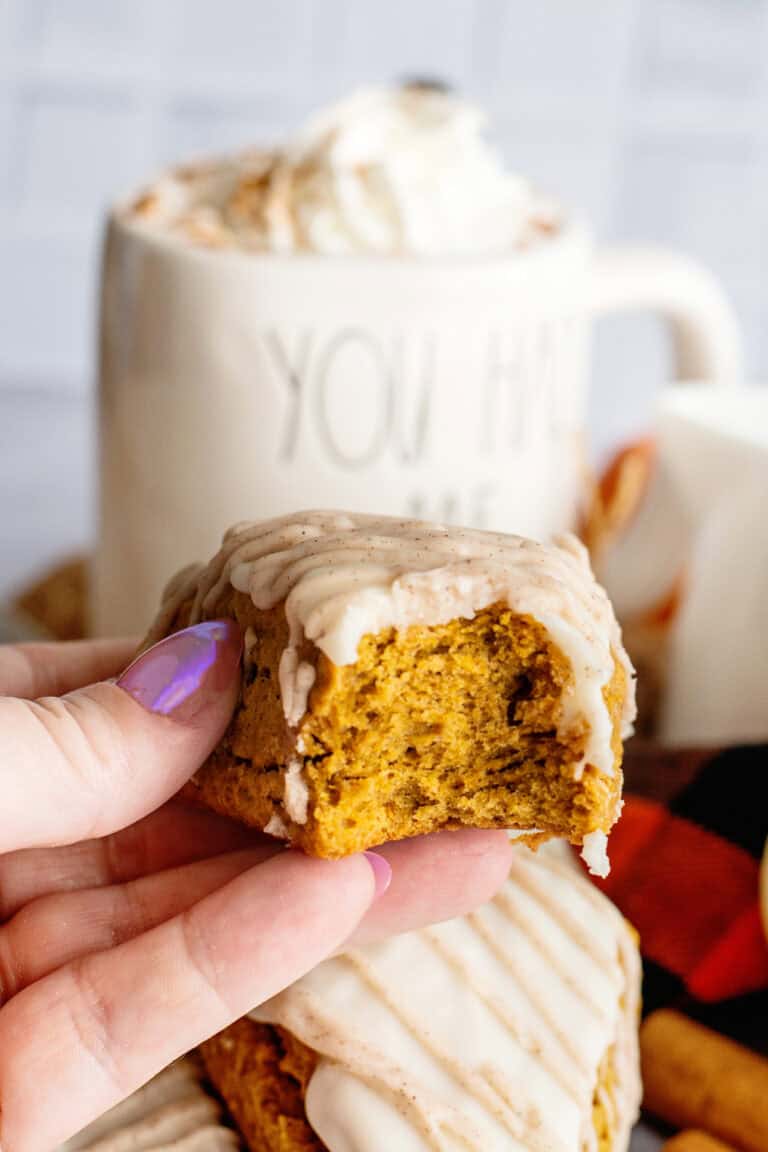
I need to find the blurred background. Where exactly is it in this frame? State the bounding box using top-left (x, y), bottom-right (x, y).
top-left (1, 0), bottom-right (766, 595)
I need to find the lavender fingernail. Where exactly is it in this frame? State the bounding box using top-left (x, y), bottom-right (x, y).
top-left (364, 851), bottom-right (392, 898)
top-left (117, 620), bottom-right (242, 721)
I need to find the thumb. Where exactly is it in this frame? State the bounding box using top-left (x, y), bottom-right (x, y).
top-left (0, 620), bottom-right (242, 853)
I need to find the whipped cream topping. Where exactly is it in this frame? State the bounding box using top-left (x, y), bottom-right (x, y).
top-left (149, 511), bottom-right (635, 787)
top-left (126, 86), bottom-right (560, 255)
top-left (58, 1058), bottom-right (239, 1152)
top-left (253, 844), bottom-right (642, 1152)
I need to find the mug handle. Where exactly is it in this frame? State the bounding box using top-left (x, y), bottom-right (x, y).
top-left (591, 246), bottom-right (743, 382)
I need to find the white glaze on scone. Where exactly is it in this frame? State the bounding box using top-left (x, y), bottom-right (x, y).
top-left (57, 1058), bottom-right (238, 1152)
top-left (148, 510), bottom-right (635, 783)
top-left (283, 757), bottom-right (310, 824)
top-left (580, 829), bottom-right (611, 880)
top-left (252, 844), bottom-right (642, 1152)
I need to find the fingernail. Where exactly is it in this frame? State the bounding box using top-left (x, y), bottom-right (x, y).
top-left (117, 620), bottom-right (242, 721)
top-left (364, 851), bottom-right (392, 898)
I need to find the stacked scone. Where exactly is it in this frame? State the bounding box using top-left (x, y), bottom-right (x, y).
top-left (137, 510), bottom-right (642, 1152)
top-left (201, 844), bottom-right (641, 1152)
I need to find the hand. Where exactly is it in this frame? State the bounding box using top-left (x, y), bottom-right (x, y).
top-left (0, 624), bottom-right (514, 1152)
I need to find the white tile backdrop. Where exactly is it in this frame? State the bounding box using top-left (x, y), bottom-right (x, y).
top-left (1, 0), bottom-right (767, 594)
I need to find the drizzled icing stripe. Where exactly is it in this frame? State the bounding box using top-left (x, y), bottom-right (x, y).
top-left (490, 888), bottom-right (613, 1027)
top-left (422, 926), bottom-right (586, 1105)
top-left (341, 950), bottom-right (568, 1152)
top-left (57, 1059), bottom-right (238, 1152)
top-left (466, 912), bottom-right (594, 1086)
top-left (272, 1001), bottom-right (484, 1152)
top-left (148, 511), bottom-right (635, 778)
top-left (253, 844), bottom-right (642, 1152)
top-left (506, 854), bottom-right (621, 974)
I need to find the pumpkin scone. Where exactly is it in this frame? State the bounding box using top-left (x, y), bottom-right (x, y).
top-left (200, 844), bottom-right (642, 1152)
top-left (142, 511), bottom-right (635, 873)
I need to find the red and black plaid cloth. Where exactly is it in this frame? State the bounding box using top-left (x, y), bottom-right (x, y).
top-left (589, 744), bottom-right (768, 1056)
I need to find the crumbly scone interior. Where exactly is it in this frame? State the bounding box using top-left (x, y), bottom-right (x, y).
top-left (167, 589), bottom-right (624, 857)
top-left (201, 1018), bottom-right (325, 1152)
top-left (300, 602), bottom-right (625, 855)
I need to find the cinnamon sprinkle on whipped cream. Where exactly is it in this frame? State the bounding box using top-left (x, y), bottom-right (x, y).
top-left (124, 86), bottom-right (561, 255)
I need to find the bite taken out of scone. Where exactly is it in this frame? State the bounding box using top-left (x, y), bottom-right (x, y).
top-left (141, 511), bottom-right (636, 873)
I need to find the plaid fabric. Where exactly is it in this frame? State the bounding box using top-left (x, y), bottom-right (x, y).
top-left (591, 744), bottom-right (768, 1055)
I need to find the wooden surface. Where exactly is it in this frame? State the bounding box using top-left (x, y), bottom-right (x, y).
top-left (0, 386), bottom-right (93, 601)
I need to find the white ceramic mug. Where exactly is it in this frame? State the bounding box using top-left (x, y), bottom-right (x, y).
top-left (94, 217), bottom-right (742, 635)
top-left (594, 384), bottom-right (768, 746)
top-left (657, 385), bottom-right (768, 745)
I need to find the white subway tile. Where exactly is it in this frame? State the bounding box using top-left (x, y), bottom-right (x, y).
top-left (10, 86), bottom-right (144, 221)
top-left (632, 0), bottom-right (766, 97)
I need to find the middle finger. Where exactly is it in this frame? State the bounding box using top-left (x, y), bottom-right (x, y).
top-left (0, 801), bottom-right (262, 921)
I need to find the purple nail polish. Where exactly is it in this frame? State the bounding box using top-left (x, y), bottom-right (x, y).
top-left (364, 851), bottom-right (392, 898)
top-left (117, 620), bottom-right (242, 720)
